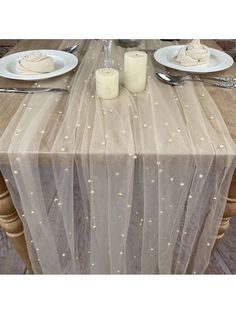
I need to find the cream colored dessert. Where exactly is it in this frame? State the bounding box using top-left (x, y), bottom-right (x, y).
top-left (16, 51), bottom-right (54, 74)
top-left (175, 39), bottom-right (210, 66)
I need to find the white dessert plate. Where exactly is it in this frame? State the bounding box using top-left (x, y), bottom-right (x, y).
top-left (0, 49), bottom-right (78, 81)
top-left (154, 45), bottom-right (234, 73)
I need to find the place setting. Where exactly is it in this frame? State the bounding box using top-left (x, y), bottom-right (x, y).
top-left (153, 39), bottom-right (236, 88)
top-left (0, 43), bottom-right (80, 93)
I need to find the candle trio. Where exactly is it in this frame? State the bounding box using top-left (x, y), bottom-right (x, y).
top-left (95, 51), bottom-right (147, 100)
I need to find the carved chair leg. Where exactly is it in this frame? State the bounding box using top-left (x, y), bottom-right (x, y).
top-left (0, 172), bottom-right (33, 274)
top-left (215, 171), bottom-right (236, 247)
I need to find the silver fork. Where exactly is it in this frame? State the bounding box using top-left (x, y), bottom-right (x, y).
top-left (202, 75), bottom-right (236, 82)
top-left (165, 73), bottom-right (236, 83)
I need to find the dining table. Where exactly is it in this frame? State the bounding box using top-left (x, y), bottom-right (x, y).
top-left (0, 39), bottom-right (236, 274)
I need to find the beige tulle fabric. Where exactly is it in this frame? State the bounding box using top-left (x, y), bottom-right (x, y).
top-left (0, 39), bottom-right (235, 274)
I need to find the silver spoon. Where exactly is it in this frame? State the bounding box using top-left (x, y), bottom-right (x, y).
top-left (62, 43), bottom-right (80, 54)
top-left (155, 72), bottom-right (236, 89)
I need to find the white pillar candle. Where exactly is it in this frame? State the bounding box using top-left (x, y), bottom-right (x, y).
top-left (95, 67), bottom-right (119, 100)
top-left (124, 51), bottom-right (147, 93)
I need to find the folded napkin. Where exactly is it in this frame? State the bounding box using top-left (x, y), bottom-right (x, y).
top-left (175, 39), bottom-right (210, 66)
top-left (16, 51), bottom-right (54, 74)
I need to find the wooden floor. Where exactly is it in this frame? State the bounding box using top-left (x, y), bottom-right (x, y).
top-left (0, 217), bottom-right (235, 274)
top-left (205, 217), bottom-right (236, 274)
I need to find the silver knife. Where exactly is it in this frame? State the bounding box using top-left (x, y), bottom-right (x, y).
top-left (0, 87), bottom-right (69, 94)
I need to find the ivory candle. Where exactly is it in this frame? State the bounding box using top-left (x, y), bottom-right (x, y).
top-left (95, 67), bottom-right (119, 100)
top-left (124, 51), bottom-right (147, 93)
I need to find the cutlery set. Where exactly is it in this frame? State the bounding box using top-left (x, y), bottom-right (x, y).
top-left (155, 72), bottom-right (236, 88)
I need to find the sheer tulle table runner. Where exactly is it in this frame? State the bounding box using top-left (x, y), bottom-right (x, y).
top-left (0, 39), bottom-right (235, 274)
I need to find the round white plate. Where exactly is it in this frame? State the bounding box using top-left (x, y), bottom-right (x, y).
top-left (154, 45), bottom-right (234, 73)
top-left (0, 49), bottom-right (78, 81)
